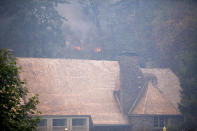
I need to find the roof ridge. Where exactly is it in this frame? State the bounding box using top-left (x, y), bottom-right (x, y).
top-left (128, 81), bottom-right (148, 114)
top-left (17, 57), bottom-right (118, 62)
top-left (143, 83), bottom-right (150, 114)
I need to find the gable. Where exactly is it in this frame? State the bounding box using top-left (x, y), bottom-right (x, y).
top-left (141, 68), bottom-right (181, 109)
top-left (131, 82), bottom-right (180, 115)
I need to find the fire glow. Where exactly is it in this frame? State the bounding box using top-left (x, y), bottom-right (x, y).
top-left (95, 48), bottom-right (101, 52)
top-left (74, 46), bottom-right (81, 51)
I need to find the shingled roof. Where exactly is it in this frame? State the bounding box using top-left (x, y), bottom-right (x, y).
top-left (17, 58), bottom-right (181, 125)
top-left (141, 68), bottom-right (181, 110)
top-left (129, 68), bottom-right (181, 115)
top-left (131, 82), bottom-right (180, 115)
top-left (17, 58), bottom-right (129, 125)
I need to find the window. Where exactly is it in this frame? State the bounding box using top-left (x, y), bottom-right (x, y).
top-left (153, 116), bottom-right (158, 127)
top-left (53, 119), bottom-right (67, 126)
top-left (153, 116), bottom-right (168, 128)
top-left (37, 119), bottom-right (47, 131)
top-left (53, 119), bottom-right (67, 131)
top-left (38, 119), bottom-right (47, 127)
top-left (38, 117), bottom-right (89, 131)
top-left (159, 116), bottom-right (164, 127)
top-left (72, 118), bottom-right (86, 126)
top-left (72, 118), bottom-right (88, 131)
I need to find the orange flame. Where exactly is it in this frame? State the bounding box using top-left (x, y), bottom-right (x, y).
top-left (74, 46), bottom-right (81, 51)
top-left (95, 48), bottom-right (101, 52)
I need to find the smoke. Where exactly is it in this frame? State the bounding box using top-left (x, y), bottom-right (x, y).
top-left (57, 1), bottom-right (98, 47)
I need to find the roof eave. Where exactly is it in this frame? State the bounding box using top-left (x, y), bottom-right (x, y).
top-left (128, 114), bottom-right (181, 117)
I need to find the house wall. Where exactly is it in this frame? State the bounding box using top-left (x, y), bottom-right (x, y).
top-left (129, 115), bottom-right (182, 131)
top-left (93, 125), bottom-right (132, 131)
top-left (129, 115), bottom-right (153, 131)
top-left (167, 115), bottom-right (183, 128)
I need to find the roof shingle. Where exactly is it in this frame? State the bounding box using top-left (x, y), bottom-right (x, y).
top-left (17, 58), bottom-right (129, 125)
top-left (131, 82), bottom-right (180, 115)
top-left (17, 58), bottom-right (181, 124)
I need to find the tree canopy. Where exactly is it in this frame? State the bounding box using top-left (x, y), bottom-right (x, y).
top-left (0, 49), bottom-right (40, 131)
top-left (0, 0), bottom-right (68, 57)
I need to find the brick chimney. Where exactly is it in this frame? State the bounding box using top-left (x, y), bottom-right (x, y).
top-left (118, 52), bottom-right (144, 114)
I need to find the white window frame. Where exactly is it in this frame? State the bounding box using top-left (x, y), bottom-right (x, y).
top-left (37, 116), bottom-right (89, 131)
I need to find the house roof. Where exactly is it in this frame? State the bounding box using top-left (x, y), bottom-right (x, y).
top-left (141, 68), bottom-right (181, 110)
top-left (17, 58), bottom-right (129, 125)
top-left (17, 58), bottom-right (181, 124)
top-left (131, 82), bottom-right (180, 115)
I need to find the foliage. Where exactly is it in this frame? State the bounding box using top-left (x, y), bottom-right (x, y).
top-left (178, 55), bottom-right (197, 129)
top-left (0, 0), bottom-right (68, 57)
top-left (0, 49), bottom-right (40, 131)
top-left (149, 1), bottom-right (197, 129)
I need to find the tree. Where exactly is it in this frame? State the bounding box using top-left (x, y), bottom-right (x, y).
top-left (0, 49), bottom-right (40, 131)
top-left (150, 1), bottom-right (197, 129)
top-left (0, 0), bottom-right (68, 57)
top-left (178, 43), bottom-right (197, 130)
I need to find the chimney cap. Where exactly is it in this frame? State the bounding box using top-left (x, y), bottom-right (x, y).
top-left (119, 51), bottom-right (138, 56)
